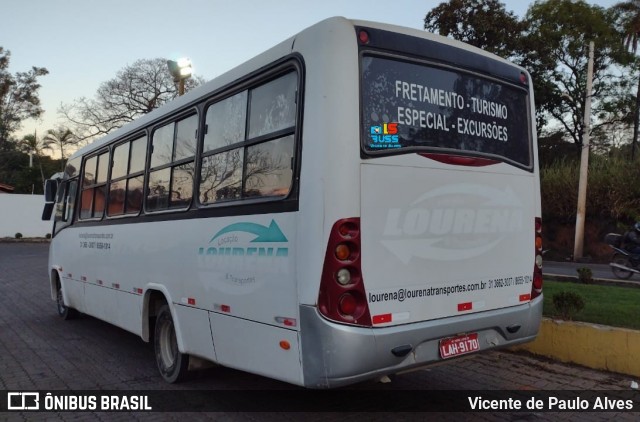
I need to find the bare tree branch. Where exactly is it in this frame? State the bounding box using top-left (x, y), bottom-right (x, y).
top-left (60, 58), bottom-right (204, 143)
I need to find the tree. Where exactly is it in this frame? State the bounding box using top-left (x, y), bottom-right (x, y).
top-left (522, 0), bottom-right (633, 149)
top-left (614, 0), bottom-right (640, 159)
top-left (424, 0), bottom-right (525, 59)
top-left (61, 58), bottom-right (205, 143)
top-left (18, 133), bottom-right (53, 187)
top-left (0, 138), bottom-right (59, 194)
top-left (0, 47), bottom-right (48, 145)
top-left (42, 127), bottom-right (79, 171)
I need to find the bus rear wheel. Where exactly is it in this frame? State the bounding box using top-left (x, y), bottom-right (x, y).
top-left (154, 304), bottom-right (189, 383)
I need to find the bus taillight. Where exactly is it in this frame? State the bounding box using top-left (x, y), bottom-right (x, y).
top-left (532, 218), bottom-right (543, 299)
top-left (318, 218), bottom-right (372, 326)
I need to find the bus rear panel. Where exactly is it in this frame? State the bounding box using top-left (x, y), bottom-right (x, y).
top-left (299, 21), bottom-right (542, 388)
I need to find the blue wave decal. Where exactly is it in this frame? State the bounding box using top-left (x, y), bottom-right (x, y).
top-left (210, 220), bottom-right (288, 243)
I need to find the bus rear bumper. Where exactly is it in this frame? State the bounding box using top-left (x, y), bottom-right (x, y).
top-left (299, 295), bottom-right (543, 388)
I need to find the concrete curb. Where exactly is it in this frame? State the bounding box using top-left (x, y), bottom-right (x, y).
top-left (513, 318), bottom-right (640, 377)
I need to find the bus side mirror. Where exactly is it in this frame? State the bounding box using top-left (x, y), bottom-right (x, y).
top-left (42, 179), bottom-right (58, 221)
top-left (44, 179), bottom-right (58, 202)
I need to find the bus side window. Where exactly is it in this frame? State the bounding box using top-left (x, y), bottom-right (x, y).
top-left (54, 179), bottom-right (78, 233)
top-left (244, 135), bottom-right (294, 198)
top-left (79, 151), bottom-right (108, 220)
top-left (200, 91), bottom-right (247, 205)
top-left (248, 72), bottom-right (297, 138)
top-left (80, 156), bottom-right (97, 219)
top-left (107, 135), bottom-right (146, 217)
top-left (147, 115), bottom-right (197, 212)
top-left (199, 70), bottom-right (297, 205)
top-left (54, 182), bottom-right (67, 222)
top-left (64, 180), bottom-right (78, 222)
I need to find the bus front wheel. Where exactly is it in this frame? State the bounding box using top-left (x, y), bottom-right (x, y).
top-left (154, 304), bottom-right (189, 383)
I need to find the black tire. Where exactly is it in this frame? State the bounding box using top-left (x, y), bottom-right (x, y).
top-left (154, 304), bottom-right (189, 383)
top-left (56, 281), bottom-right (77, 320)
top-left (611, 254), bottom-right (634, 280)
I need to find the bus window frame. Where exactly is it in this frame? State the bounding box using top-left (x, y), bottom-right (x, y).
top-left (196, 60), bottom-right (303, 209)
top-left (60, 54), bottom-right (304, 228)
top-left (144, 109), bottom-right (200, 215)
top-left (106, 131), bottom-right (148, 219)
top-left (79, 148), bottom-right (111, 221)
top-left (52, 177), bottom-right (79, 235)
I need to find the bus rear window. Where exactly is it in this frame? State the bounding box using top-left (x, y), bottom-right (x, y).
top-left (361, 56), bottom-right (531, 168)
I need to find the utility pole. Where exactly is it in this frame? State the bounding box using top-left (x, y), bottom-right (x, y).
top-left (30, 129), bottom-right (36, 194)
top-left (573, 41), bottom-right (594, 261)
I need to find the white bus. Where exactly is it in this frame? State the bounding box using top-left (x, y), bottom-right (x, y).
top-left (43, 17), bottom-right (542, 388)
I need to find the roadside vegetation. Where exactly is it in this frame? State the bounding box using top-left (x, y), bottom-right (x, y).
top-left (540, 154), bottom-right (640, 261)
top-left (541, 155), bottom-right (640, 224)
top-left (543, 279), bottom-right (640, 330)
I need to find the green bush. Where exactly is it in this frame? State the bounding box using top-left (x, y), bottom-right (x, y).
top-left (576, 267), bottom-right (593, 284)
top-left (552, 291), bottom-right (586, 320)
top-left (14, 232), bottom-right (23, 239)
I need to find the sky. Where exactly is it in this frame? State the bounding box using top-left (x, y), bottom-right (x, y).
top-left (2, 0), bottom-right (620, 141)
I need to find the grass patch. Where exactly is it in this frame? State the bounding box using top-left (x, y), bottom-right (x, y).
top-left (543, 279), bottom-right (640, 330)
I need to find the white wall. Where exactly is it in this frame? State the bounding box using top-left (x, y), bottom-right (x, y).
top-left (0, 194), bottom-right (53, 238)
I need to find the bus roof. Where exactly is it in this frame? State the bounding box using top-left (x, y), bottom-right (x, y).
top-left (70, 16), bottom-right (526, 160)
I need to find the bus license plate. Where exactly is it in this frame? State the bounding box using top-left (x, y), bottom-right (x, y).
top-left (439, 333), bottom-right (479, 359)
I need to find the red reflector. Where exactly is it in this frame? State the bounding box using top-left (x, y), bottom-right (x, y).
top-left (279, 340), bottom-right (291, 350)
top-left (338, 293), bottom-right (357, 315)
top-left (520, 294), bottom-right (531, 302)
top-left (81, 276), bottom-right (87, 281)
top-left (358, 30), bottom-right (369, 44)
top-left (187, 298), bottom-right (196, 305)
top-left (372, 313), bottom-right (392, 324)
top-left (520, 72), bottom-right (528, 84)
top-left (458, 302), bottom-right (473, 312)
top-left (533, 273), bottom-right (543, 289)
top-left (221, 304), bottom-right (230, 313)
top-left (97, 280), bottom-right (103, 285)
top-left (112, 283), bottom-right (120, 289)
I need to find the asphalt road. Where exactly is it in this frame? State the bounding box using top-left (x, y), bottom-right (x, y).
top-left (0, 242), bottom-right (638, 420)
top-left (544, 261), bottom-right (619, 281)
top-left (544, 260), bottom-right (640, 285)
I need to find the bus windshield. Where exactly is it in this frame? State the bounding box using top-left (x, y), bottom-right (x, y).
top-left (361, 55), bottom-right (532, 169)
